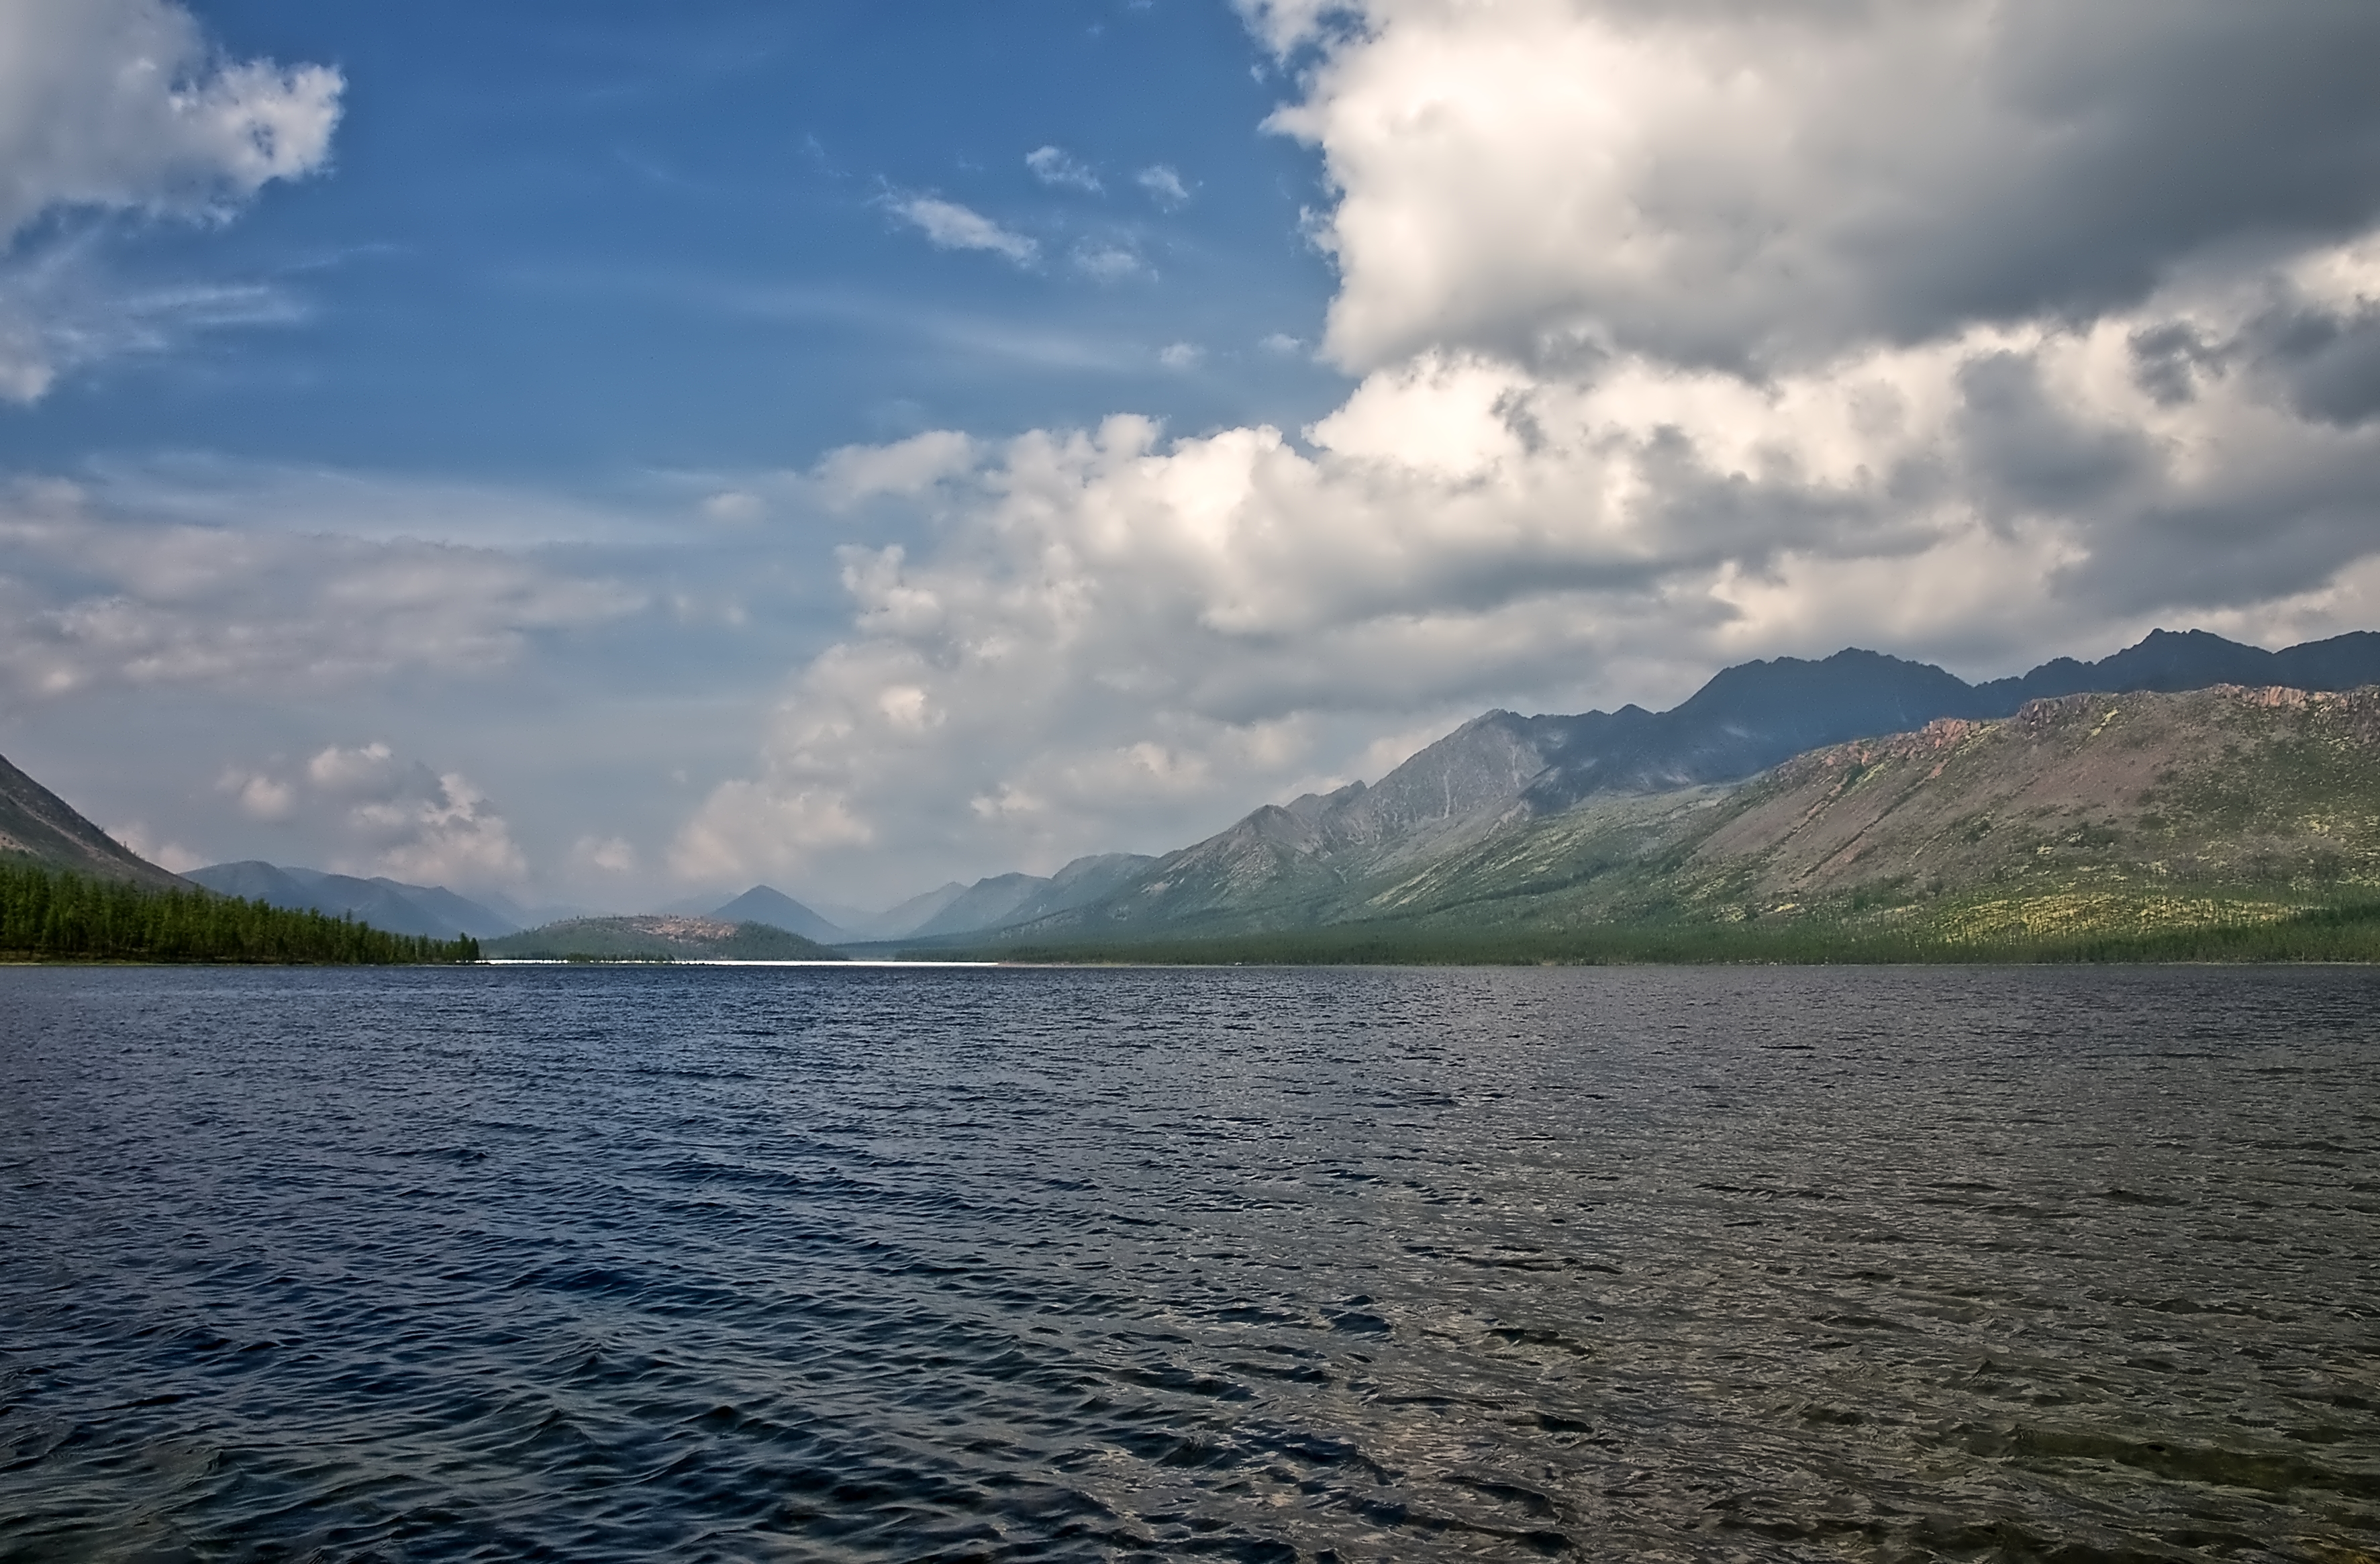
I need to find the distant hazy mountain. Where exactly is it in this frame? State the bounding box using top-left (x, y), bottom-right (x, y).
top-left (1977, 628), bottom-right (2380, 706)
top-left (997, 628), bottom-right (2380, 942)
top-left (710, 885), bottom-right (849, 942)
top-left (900, 873), bottom-right (1045, 939)
top-left (185, 863), bottom-right (519, 939)
top-left (825, 881), bottom-right (969, 939)
top-left (903, 854), bottom-right (1157, 939)
top-left (474, 888), bottom-right (597, 930)
top-left (0, 751), bottom-right (188, 890)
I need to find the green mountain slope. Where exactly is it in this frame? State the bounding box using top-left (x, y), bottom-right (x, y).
top-left (989, 630), bottom-right (2380, 949)
top-left (487, 915), bottom-right (844, 961)
top-left (984, 685), bottom-right (2380, 961)
top-left (0, 751), bottom-right (187, 890)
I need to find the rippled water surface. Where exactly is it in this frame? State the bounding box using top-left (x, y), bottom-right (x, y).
top-left (2, 964), bottom-right (2377, 1562)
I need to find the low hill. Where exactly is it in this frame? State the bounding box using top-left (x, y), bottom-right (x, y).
top-left (0, 751), bottom-right (187, 891)
top-left (186, 862), bottom-right (518, 939)
top-left (486, 915), bottom-right (844, 961)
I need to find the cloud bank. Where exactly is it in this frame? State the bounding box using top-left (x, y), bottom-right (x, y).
top-left (680, 0), bottom-right (2380, 900)
top-left (0, 479), bottom-right (644, 704)
top-left (218, 741), bottom-right (527, 891)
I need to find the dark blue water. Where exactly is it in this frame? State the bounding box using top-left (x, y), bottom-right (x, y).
top-left (1, 964), bottom-right (2375, 1562)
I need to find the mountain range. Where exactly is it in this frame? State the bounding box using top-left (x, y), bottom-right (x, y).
top-left (9, 625), bottom-right (2380, 959)
top-left (183, 862), bottom-right (522, 940)
top-left (711, 853), bottom-right (1154, 943)
top-left (912, 628), bottom-right (2380, 948)
top-left (1293, 681), bottom-right (2380, 957)
top-left (542, 627), bottom-right (2380, 950)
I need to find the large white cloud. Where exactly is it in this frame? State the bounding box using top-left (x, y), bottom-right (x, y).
top-left (0, 0), bottom-right (340, 242)
top-left (214, 741), bottom-right (528, 890)
top-left (0, 0), bottom-right (339, 399)
top-left (679, 0), bottom-right (2380, 902)
top-left (1258, 0), bottom-right (2380, 375)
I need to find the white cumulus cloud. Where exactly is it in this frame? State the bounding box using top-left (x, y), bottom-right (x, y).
top-left (812, 430), bottom-right (980, 507)
top-left (1265, 0), bottom-right (2380, 376)
top-left (572, 834), bottom-right (638, 875)
top-left (1073, 242), bottom-right (1149, 283)
top-left (0, 0), bottom-right (341, 242)
top-left (213, 740), bottom-right (529, 890)
top-left (311, 743), bottom-right (526, 888)
top-left (0, 0), bottom-right (340, 399)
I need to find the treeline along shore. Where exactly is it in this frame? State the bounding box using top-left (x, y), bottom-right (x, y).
top-left (0, 863), bottom-right (481, 965)
top-left (969, 897), bottom-right (2380, 967)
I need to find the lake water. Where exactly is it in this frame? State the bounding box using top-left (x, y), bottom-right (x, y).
top-left (1, 964), bottom-right (2375, 1562)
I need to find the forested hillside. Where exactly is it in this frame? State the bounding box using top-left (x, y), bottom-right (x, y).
top-left (0, 864), bottom-right (481, 964)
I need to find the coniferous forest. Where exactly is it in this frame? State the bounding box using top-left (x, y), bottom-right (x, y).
top-left (0, 862), bottom-right (480, 965)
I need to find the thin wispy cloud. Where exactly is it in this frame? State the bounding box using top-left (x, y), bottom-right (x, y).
top-left (0, 242), bottom-right (306, 403)
top-left (1072, 241), bottom-right (1150, 283)
top-left (885, 196), bottom-right (1038, 266)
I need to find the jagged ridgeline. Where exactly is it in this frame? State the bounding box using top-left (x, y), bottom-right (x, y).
top-left (0, 863), bottom-right (481, 964)
top-left (974, 675), bottom-right (2380, 964)
top-left (1335, 685), bottom-right (2380, 962)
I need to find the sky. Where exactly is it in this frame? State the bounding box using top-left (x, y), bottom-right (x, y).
top-left (4, 0), bottom-right (2380, 914)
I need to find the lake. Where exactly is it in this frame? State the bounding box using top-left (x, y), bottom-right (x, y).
top-left (2, 964), bottom-right (2375, 1561)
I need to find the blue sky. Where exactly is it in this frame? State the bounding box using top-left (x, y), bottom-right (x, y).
top-left (1, 1), bottom-right (1344, 475)
top-left (5, 0), bottom-right (2380, 913)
